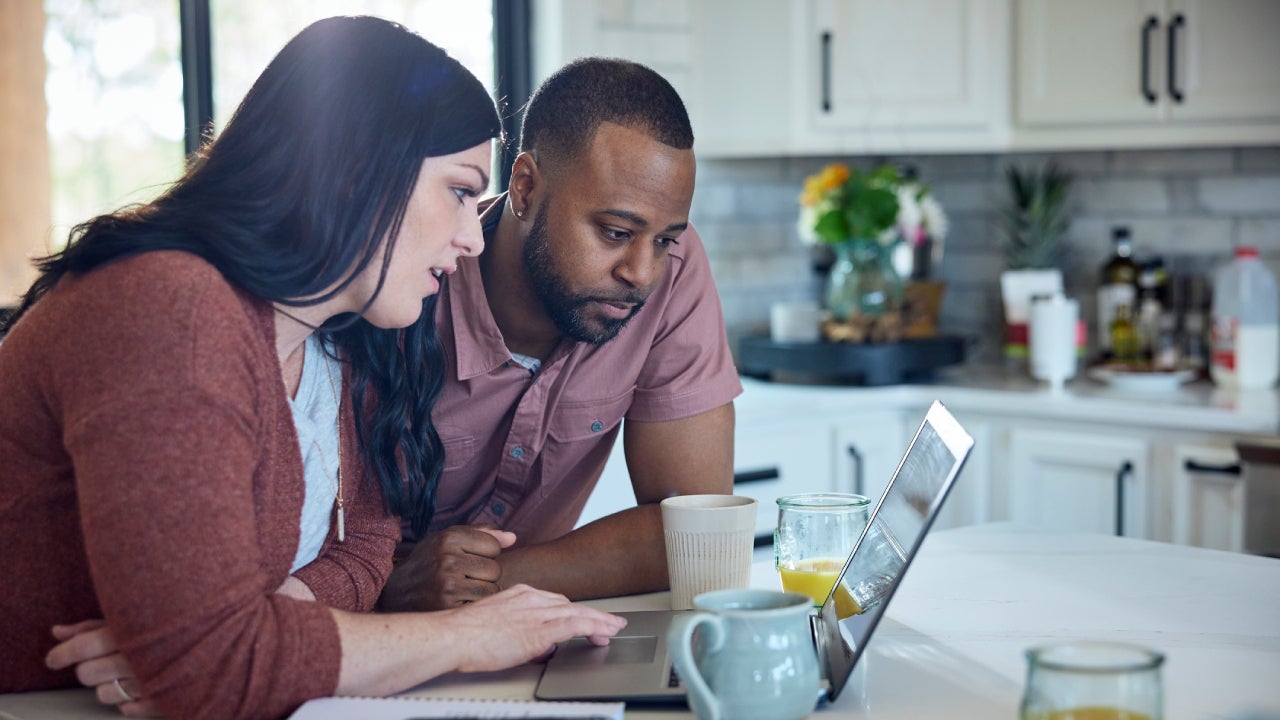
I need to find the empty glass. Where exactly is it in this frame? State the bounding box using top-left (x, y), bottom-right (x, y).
top-left (1021, 641), bottom-right (1164, 720)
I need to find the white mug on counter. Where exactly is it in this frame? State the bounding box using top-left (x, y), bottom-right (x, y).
top-left (1029, 292), bottom-right (1079, 392)
top-left (770, 301), bottom-right (822, 344)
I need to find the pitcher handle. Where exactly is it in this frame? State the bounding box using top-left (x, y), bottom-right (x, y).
top-left (669, 612), bottom-right (728, 720)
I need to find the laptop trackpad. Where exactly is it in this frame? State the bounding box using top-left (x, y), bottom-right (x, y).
top-left (554, 635), bottom-right (658, 666)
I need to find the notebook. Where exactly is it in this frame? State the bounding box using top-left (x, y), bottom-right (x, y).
top-left (534, 400), bottom-right (974, 705)
top-left (289, 696), bottom-right (624, 719)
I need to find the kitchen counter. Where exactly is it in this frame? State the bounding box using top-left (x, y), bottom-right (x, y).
top-left (5, 524), bottom-right (1274, 719)
top-left (737, 366), bottom-right (1280, 436)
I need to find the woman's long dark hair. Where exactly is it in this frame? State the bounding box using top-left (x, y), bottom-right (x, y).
top-left (4, 16), bottom-right (501, 536)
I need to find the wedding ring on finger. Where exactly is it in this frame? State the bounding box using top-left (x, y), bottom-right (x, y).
top-left (112, 678), bottom-right (134, 703)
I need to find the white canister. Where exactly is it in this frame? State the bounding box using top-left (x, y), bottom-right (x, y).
top-left (1029, 292), bottom-right (1079, 391)
top-left (770, 301), bottom-right (822, 344)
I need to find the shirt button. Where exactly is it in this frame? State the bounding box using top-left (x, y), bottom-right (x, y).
top-left (591, 420), bottom-right (604, 433)
top-left (492, 502), bottom-right (506, 516)
top-left (511, 446), bottom-right (524, 459)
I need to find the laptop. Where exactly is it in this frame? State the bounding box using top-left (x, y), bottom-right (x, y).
top-left (535, 400), bottom-right (975, 705)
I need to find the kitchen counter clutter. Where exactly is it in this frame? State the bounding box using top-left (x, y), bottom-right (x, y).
top-left (736, 366), bottom-right (1280, 435)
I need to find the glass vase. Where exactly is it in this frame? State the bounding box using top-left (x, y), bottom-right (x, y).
top-left (825, 240), bottom-right (905, 322)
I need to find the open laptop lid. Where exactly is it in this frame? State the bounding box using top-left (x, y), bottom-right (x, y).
top-left (815, 400), bottom-right (974, 702)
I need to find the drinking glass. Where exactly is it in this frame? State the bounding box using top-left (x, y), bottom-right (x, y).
top-left (774, 493), bottom-right (869, 610)
top-left (1021, 641), bottom-right (1164, 720)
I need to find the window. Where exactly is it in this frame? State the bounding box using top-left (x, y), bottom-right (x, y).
top-left (38, 1), bottom-right (502, 252)
top-left (208, 2), bottom-right (494, 133)
top-left (43, 0), bottom-right (185, 246)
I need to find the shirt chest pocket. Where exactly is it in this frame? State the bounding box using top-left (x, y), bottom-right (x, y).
top-left (546, 390), bottom-right (632, 443)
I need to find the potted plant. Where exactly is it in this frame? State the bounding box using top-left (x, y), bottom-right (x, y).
top-left (995, 162), bottom-right (1074, 362)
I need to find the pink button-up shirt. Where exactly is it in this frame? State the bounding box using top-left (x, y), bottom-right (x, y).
top-left (419, 196), bottom-right (742, 546)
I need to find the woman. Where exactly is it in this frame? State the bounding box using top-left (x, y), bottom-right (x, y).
top-left (0, 16), bottom-right (623, 720)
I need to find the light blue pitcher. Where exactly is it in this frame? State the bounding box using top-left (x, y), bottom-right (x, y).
top-left (668, 589), bottom-right (820, 720)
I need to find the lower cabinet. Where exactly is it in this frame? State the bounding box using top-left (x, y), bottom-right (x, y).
top-left (831, 412), bottom-right (908, 501)
top-left (1006, 427), bottom-right (1151, 538)
top-left (1167, 441), bottom-right (1246, 552)
top-left (580, 384), bottom-right (1259, 555)
top-left (732, 419), bottom-right (835, 542)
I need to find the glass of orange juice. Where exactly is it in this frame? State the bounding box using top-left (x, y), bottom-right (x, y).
top-left (1020, 641), bottom-right (1164, 720)
top-left (774, 493), bottom-right (869, 613)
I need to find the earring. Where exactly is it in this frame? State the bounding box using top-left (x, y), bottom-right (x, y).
top-left (515, 208), bottom-right (524, 219)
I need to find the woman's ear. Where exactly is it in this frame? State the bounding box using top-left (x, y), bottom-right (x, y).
top-left (508, 151), bottom-right (541, 220)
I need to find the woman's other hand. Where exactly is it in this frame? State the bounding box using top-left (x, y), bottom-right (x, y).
top-left (45, 620), bottom-right (161, 717)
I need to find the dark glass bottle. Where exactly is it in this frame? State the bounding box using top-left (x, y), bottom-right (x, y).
top-left (1097, 226), bottom-right (1140, 359)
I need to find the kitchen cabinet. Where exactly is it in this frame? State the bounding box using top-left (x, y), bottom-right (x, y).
top-left (531, 0), bottom-right (1280, 156)
top-left (1006, 427), bottom-right (1151, 538)
top-left (803, 0), bottom-right (1009, 149)
top-left (733, 418), bottom-right (835, 541)
top-left (831, 411), bottom-right (908, 501)
top-left (686, 0), bottom-right (1011, 156)
top-left (1167, 440), bottom-right (1245, 552)
top-left (579, 378), bottom-right (1274, 555)
top-left (575, 416), bottom-right (834, 544)
top-left (1015, 0), bottom-right (1280, 147)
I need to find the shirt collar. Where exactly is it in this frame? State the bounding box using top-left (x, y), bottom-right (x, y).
top-left (445, 194), bottom-right (512, 381)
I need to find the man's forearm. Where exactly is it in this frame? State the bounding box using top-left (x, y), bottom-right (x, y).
top-left (497, 503), bottom-right (668, 600)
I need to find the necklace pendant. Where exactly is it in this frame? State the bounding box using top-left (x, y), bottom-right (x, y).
top-left (336, 498), bottom-right (345, 543)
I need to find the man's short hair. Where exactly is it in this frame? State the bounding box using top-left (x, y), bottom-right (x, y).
top-left (519, 57), bottom-right (694, 174)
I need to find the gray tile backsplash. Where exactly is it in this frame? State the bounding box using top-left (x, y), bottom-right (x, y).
top-left (693, 146), bottom-right (1280, 364)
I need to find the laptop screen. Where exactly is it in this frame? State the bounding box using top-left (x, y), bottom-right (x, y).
top-left (815, 401), bottom-right (974, 701)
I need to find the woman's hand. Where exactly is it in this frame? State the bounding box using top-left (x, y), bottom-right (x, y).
top-left (46, 581), bottom-right (312, 717)
top-left (45, 620), bottom-right (161, 717)
top-left (438, 584), bottom-right (627, 673)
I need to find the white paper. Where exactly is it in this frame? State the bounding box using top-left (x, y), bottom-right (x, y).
top-left (289, 696), bottom-right (625, 720)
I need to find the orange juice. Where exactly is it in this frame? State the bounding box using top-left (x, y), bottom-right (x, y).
top-left (779, 557), bottom-right (862, 618)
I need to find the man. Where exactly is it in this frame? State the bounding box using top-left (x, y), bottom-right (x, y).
top-left (378, 57), bottom-right (741, 610)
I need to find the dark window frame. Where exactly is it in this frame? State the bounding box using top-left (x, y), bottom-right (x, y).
top-left (177, 0), bottom-right (532, 191)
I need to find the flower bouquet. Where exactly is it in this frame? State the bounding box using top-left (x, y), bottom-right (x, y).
top-left (796, 163), bottom-right (948, 338)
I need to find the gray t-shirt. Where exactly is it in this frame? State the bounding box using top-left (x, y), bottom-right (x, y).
top-left (287, 334), bottom-right (341, 574)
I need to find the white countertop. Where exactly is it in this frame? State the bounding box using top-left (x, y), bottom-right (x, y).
top-left (737, 367), bottom-right (1280, 436)
top-left (5, 524), bottom-right (1275, 719)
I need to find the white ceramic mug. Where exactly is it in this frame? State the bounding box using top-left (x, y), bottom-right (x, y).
top-left (660, 495), bottom-right (757, 610)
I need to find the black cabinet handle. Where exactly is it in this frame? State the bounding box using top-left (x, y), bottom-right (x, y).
top-left (734, 467), bottom-right (780, 485)
top-left (1167, 13), bottom-right (1185, 103)
top-left (1115, 460), bottom-right (1134, 537)
top-left (821, 31), bottom-right (832, 113)
top-left (1183, 459), bottom-right (1242, 477)
top-left (1141, 16), bottom-right (1159, 104)
top-left (847, 444), bottom-right (864, 496)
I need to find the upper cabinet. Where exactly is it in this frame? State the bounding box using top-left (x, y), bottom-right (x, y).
top-left (1015, 0), bottom-right (1280, 149)
top-left (685, 0), bottom-right (1011, 156)
top-left (531, 0), bottom-right (1280, 157)
top-left (803, 0), bottom-right (1011, 153)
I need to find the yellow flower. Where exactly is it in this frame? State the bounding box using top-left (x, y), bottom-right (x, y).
top-left (799, 163), bottom-right (850, 207)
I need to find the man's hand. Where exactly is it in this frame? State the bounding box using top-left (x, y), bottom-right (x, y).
top-left (45, 621), bottom-right (161, 717)
top-left (379, 525), bottom-right (516, 611)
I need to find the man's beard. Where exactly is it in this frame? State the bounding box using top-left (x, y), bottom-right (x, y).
top-left (522, 205), bottom-right (646, 345)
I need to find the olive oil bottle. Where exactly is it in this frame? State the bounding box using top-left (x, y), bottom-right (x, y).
top-left (1097, 226), bottom-right (1139, 359)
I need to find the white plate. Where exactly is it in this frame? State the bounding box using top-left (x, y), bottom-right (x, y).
top-left (1086, 366), bottom-right (1197, 392)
